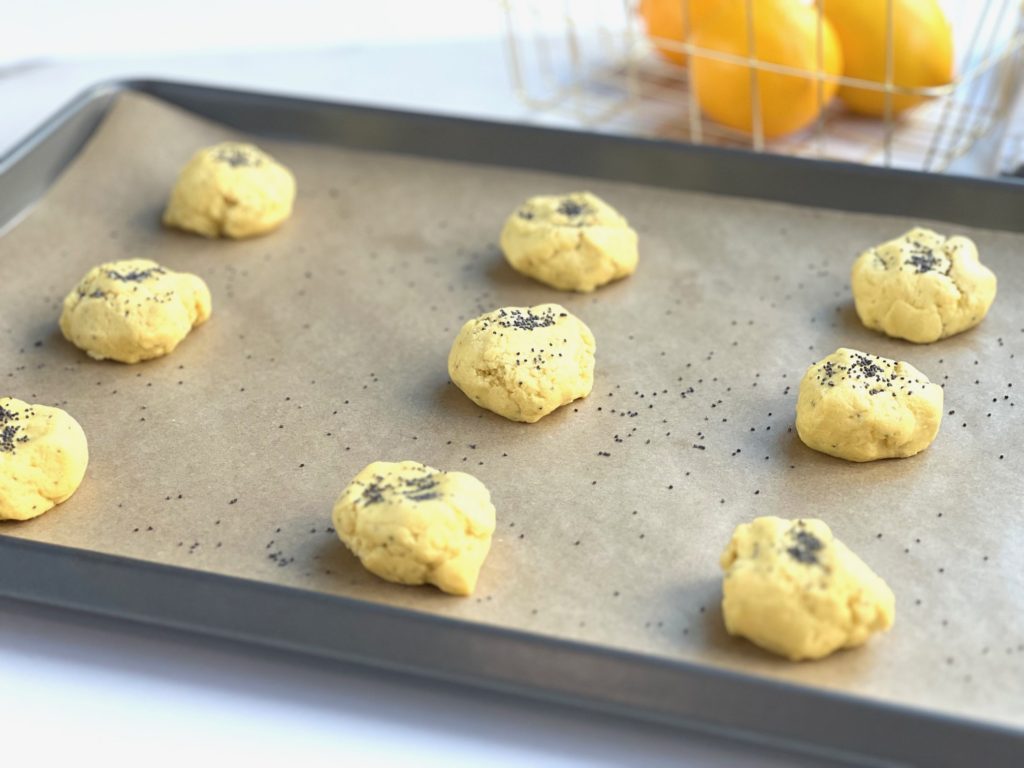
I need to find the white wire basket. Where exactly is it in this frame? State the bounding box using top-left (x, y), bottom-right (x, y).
top-left (502, 0), bottom-right (1024, 174)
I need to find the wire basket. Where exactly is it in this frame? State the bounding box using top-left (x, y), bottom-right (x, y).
top-left (502, 0), bottom-right (1024, 174)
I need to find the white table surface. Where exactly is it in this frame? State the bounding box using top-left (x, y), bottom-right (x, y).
top-left (2, 595), bottom-right (839, 767)
top-left (0, 8), bottom-right (882, 765)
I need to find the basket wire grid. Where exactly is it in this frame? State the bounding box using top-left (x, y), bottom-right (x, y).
top-left (502, 0), bottom-right (1024, 174)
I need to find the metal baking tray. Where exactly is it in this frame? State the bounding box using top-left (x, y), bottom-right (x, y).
top-left (1, 80), bottom-right (1023, 766)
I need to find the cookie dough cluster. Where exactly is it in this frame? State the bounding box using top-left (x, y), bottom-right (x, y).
top-left (740, 227), bottom-right (996, 660)
top-left (59, 141), bottom-right (294, 366)
top-left (446, 191), bottom-right (638, 425)
top-left (792, 226), bottom-right (995, 467)
top-left (332, 192), bottom-right (633, 592)
top-left (334, 193), bottom-right (634, 592)
top-left (9, 120), bottom-right (1004, 669)
top-left (4, 141), bottom-right (293, 520)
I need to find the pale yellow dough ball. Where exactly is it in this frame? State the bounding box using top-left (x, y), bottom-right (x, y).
top-left (163, 142), bottom-right (296, 239)
top-left (332, 460), bottom-right (497, 596)
top-left (500, 191), bottom-right (639, 292)
top-left (448, 304), bottom-right (595, 423)
top-left (60, 258), bottom-right (212, 364)
top-left (720, 516), bottom-right (895, 661)
top-left (0, 397), bottom-right (89, 521)
top-left (851, 227), bottom-right (997, 343)
top-left (796, 347), bottom-right (942, 462)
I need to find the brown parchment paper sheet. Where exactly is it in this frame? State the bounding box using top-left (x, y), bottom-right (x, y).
top-left (2, 92), bottom-right (1022, 727)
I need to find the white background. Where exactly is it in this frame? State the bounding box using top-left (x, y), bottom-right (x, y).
top-left (0, 1), bottom-right (507, 64)
top-left (1, 596), bottom-right (830, 767)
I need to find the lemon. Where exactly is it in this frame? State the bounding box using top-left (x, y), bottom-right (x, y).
top-left (824, 0), bottom-right (954, 116)
top-left (692, 0), bottom-right (843, 138)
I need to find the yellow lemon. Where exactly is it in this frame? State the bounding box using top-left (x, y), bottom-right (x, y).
top-left (824, 0), bottom-right (954, 116)
top-left (691, 0), bottom-right (843, 138)
top-left (640, 0), bottom-right (722, 66)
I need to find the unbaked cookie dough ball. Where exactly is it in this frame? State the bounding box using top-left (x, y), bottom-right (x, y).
top-left (796, 348), bottom-right (942, 462)
top-left (0, 397), bottom-right (89, 521)
top-left (790, 348), bottom-right (942, 462)
top-left (851, 227), bottom-right (997, 343)
top-left (60, 258), bottom-right (212, 364)
top-left (499, 191), bottom-right (639, 292)
top-left (448, 304), bottom-right (595, 423)
top-left (720, 516), bottom-right (895, 661)
top-left (163, 142), bottom-right (296, 239)
top-left (332, 460), bottom-right (497, 596)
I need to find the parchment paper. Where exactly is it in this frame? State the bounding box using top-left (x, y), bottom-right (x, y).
top-left (2, 92), bottom-right (1022, 728)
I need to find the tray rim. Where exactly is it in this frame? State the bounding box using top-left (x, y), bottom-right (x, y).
top-left (2, 78), bottom-right (1023, 767)
top-left (4, 77), bottom-right (1024, 233)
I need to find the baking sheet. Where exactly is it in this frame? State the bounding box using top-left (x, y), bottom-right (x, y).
top-left (1, 91), bottom-right (1022, 731)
